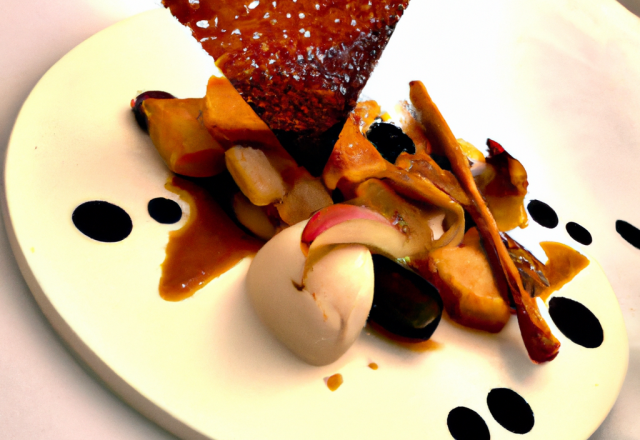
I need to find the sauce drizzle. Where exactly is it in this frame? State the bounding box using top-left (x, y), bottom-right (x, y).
top-left (160, 176), bottom-right (262, 301)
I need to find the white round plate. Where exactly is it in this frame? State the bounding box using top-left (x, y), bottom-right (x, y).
top-left (2, 4), bottom-right (632, 440)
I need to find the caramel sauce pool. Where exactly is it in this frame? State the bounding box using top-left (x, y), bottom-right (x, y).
top-left (159, 176), bottom-right (262, 301)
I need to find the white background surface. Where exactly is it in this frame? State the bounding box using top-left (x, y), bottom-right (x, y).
top-left (0, 1), bottom-right (639, 439)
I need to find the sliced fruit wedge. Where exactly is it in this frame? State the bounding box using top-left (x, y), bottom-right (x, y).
top-left (301, 204), bottom-right (408, 261)
top-left (204, 76), bottom-right (333, 223)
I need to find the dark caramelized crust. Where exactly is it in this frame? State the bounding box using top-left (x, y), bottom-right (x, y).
top-left (162, 0), bottom-right (410, 135)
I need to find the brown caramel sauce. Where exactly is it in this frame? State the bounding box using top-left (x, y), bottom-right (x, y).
top-left (368, 362), bottom-right (379, 370)
top-left (326, 373), bottom-right (344, 391)
top-left (367, 322), bottom-right (443, 353)
top-left (159, 176), bottom-right (262, 301)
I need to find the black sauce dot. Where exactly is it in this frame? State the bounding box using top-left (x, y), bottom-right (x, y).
top-left (72, 201), bottom-right (132, 243)
top-left (527, 200), bottom-right (558, 229)
top-left (148, 197), bottom-right (182, 224)
top-left (487, 388), bottom-right (534, 434)
top-left (447, 407), bottom-right (490, 440)
top-left (616, 220), bottom-right (640, 250)
top-left (548, 296), bottom-right (604, 348)
top-left (566, 222), bottom-right (592, 245)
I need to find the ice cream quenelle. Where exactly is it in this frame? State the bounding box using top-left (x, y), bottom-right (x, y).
top-left (246, 221), bottom-right (374, 366)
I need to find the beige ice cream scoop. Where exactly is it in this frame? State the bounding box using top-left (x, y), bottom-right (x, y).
top-left (247, 221), bottom-right (374, 366)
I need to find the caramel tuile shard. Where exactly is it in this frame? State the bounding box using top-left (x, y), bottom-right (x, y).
top-left (162, 0), bottom-right (410, 135)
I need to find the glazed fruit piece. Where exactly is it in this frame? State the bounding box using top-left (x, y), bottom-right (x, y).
top-left (301, 204), bottom-right (409, 262)
top-left (131, 90), bottom-right (175, 132)
top-left (162, 0), bottom-right (410, 135)
top-left (321, 102), bottom-right (465, 253)
top-left (139, 97), bottom-right (227, 177)
top-left (369, 254), bottom-right (443, 341)
top-left (203, 76), bottom-right (333, 223)
top-left (231, 192), bottom-right (278, 240)
top-left (225, 145), bottom-right (287, 206)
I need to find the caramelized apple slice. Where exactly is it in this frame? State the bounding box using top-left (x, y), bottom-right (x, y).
top-left (204, 76), bottom-right (333, 223)
top-left (275, 170), bottom-right (335, 226)
top-left (395, 107), bottom-right (526, 232)
top-left (322, 115), bottom-right (389, 192)
top-left (322, 104), bottom-right (465, 252)
top-left (349, 179), bottom-right (460, 257)
top-left (232, 192), bottom-right (278, 240)
top-left (225, 145), bottom-right (286, 206)
top-left (141, 97), bottom-right (226, 177)
top-left (409, 80), bottom-right (560, 363)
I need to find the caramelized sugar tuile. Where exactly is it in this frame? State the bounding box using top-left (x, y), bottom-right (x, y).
top-left (163, 0), bottom-right (410, 135)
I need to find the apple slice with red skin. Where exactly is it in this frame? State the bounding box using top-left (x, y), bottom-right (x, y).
top-left (301, 204), bottom-right (409, 261)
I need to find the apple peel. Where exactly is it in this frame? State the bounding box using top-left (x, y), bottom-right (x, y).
top-left (299, 204), bottom-right (409, 296)
top-left (301, 204), bottom-right (409, 259)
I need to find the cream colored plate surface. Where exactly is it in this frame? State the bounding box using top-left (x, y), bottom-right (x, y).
top-left (2, 6), bottom-right (630, 440)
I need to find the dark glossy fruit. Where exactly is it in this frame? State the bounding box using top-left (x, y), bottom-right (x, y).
top-left (368, 255), bottom-right (443, 341)
top-left (366, 122), bottom-right (416, 163)
top-left (131, 91), bottom-right (176, 132)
